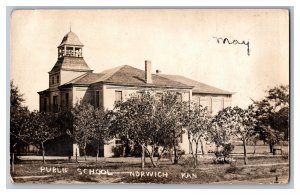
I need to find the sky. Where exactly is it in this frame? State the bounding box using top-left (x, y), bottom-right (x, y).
top-left (10, 9), bottom-right (289, 111)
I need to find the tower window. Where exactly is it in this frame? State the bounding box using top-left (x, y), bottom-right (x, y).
top-left (52, 76), bottom-right (54, 85)
top-left (57, 75), bottom-right (59, 84)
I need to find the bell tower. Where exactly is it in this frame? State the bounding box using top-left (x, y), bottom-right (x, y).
top-left (49, 30), bottom-right (92, 88)
top-left (57, 31), bottom-right (83, 59)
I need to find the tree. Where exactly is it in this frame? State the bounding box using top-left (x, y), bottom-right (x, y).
top-left (110, 91), bottom-right (158, 169)
top-left (110, 91), bottom-right (185, 168)
top-left (10, 81), bottom-right (30, 172)
top-left (182, 104), bottom-right (212, 168)
top-left (253, 85), bottom-right (289, 152)
top-left (93, 107), bottom-right (110, 162)
top-left (158, 91), bottom-right (186, 164)
top-left (71, 100), bottom-right (97, 161)
top-left (213, 106), bottom-right (257, 165)
top-left (23, 111), bottom-right (61, 164)
top-left (210, 109), bottom-right (234, 152)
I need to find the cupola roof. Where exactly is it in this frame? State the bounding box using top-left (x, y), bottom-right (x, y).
top-left (58, 31), bottom-right (83, 47)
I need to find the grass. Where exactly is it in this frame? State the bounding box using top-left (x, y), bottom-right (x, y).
top-left (10, 154), bottom-right (289, 184)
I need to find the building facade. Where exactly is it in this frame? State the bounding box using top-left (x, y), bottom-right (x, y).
top-left (38, 30), bottom-right (233, 157)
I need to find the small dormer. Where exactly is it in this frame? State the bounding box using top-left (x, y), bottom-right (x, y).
top-left (57, 31), bottom-right (84, 59)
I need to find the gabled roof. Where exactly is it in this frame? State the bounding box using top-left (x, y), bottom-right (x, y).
top-left (159, 74), bottom-right (233, 95)
top-left (58, 31), bottom-right (83, 47)
top-left (50, 56), bottom-right (91, 73)
top-left (63, 65), bottom-right (192, 89)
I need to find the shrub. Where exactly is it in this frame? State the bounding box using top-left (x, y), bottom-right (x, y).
top-left (177, 149), bottom-right (186, 160)
top-left (182, 156), bottom-right (195, 169)
top-left (213, 143), bottom-right (235, 164)
top-left (281, 151), bottom-right (289, 160)
top-left (270, 166), bottom-right (277, 173)
top-left (225, 164), bottom-right (240, 174)
top-left (112, 145), bottom-right (124, 157)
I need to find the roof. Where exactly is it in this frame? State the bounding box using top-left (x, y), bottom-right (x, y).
top-left (50, 56), bottom-right (91, 72)
top-left (159, 74), bottom-right (233, 95)
top-left (63, 65), bottom-right (192, 89)
top-left (37, 88), bottom-right (50, 95)
top-left (58, 31), bottom-right (83, 47)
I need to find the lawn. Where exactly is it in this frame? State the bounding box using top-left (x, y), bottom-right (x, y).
top-left (10, 153), bottom-right (289, 184)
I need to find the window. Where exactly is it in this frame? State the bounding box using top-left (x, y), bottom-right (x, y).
top-left (136, 91), bottom-right (143, 98)
top-left (115, 139), bottom-right (122, 145)
top-left (43, 98), bottom-right (47, 112)
top-left (53, 96), bottom-right (58, 112)
top-left (52, 76), bottom-right (54, 85)
top-left (65, 93), bottom-right (69, 107)
top-left (95, 91), bottom-right (100, 108)
top-left (115, 91), bottom-right (122, 102)
top-left (176, 93), bottom-right (182, 103)
top-left (56, 75), bottom-right (59, 84)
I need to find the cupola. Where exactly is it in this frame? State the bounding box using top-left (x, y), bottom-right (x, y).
top-left (57, 31), bottom-right (84, 59)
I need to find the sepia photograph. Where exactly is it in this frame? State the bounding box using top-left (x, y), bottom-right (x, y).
top-left (9, 9), bottom-right (289, 184)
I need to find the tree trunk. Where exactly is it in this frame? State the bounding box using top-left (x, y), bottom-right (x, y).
top-left (75, 148), bottom-right (78, 163)
top-left (199, 138), bottom-right (205, 156)
top-left (84, 136), bottom-right (87, 161)
top-left (42, 142), bottom-right (45, 164)
top-left (243, 140), bottom-right (248, 165)
top-left (169, 148), bottom-right (173, 163)
top-left (253, 142), bottom-right (256, 155)
top-left (269, 143), bottom-right (273, 153)
top-left (141, 144), bottom-right (145, 170)
top-left (146, 148), bottom-right (158, 168)
top-left (194, 142), bottom-right (198, 169)
top-left (173, 141), bottom-right (178, 164)
top-left (156, 147), bottom-right (166, 166)
top-left (83, 143), bottom-right (87, 161)
top-left (96, 145), bottom-right (99, 163)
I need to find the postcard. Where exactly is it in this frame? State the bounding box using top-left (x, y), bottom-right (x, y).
top-left (10, 9), bottom-right (289, 184)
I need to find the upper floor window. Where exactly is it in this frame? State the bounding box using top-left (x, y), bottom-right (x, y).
top-left (56, 75), bottom-right (59, 84)
top-left (115, 91), bottom-right (122, 102)
top-left (52, 76), bottom-right (55, 85)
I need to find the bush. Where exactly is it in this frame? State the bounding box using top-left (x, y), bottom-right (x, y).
top-left (112, 145), bottom-right (124, 157)
top-left (177, 149), bottom-right (185, 160)
top-left (270, 166), bottom-right (277, 173)
top-left (182, 156), bottom-right (195, 169)
top-left (213, 143), bottom-right (235, 164)
top-left (225, 164), bottom-right (241, 174)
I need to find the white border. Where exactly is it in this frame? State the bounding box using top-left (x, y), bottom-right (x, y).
top-left (1, 0), bottom-right (298, 194)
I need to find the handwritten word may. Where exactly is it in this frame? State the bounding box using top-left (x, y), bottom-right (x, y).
top-left (213, 37), bottom-right (250, 56)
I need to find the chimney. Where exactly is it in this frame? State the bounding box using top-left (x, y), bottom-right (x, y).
top-left (145, 60), bottom-right (152, 83)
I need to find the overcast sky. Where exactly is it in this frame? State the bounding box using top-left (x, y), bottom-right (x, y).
top-left (10, 9), bottom-right (289, 111)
